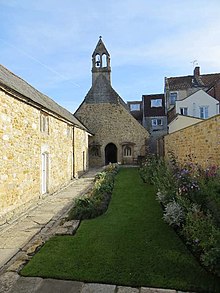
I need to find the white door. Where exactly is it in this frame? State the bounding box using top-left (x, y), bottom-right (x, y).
top-left (42, 153), bottom-right (48, 194)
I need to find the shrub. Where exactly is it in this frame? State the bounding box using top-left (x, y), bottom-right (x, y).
top-left (182, 207), bottom-right (220, 275)
top-left (163, 200), bottom-right (185, 227)
top-left (68, 164), bottom-right (119, 220)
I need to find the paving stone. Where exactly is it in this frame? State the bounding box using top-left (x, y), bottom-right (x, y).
top-left (81, 283), bottom-right (116, 293)
top-left (141, 288), bottom-right (176, 293)
top-left (8, 277), bottom-right (43, 293)
top-left (0, 248), bottom-right (19, 267)
top-left (0, 272), bottom-right (19, 293)
top-left (117, 286), bottom-right (140, 292)
top-left (35, 278), bottom-right (83, 293)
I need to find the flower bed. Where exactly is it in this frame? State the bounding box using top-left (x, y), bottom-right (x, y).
top-left (139, 153), bottom-right (220, 277)
top-left (67, 163), bottom-right (119, 220)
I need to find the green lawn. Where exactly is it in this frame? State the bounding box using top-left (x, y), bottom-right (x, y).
top-left (21, 168), bottom-right (220, 292)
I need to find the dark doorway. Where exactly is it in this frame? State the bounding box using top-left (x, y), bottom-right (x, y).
top-left (105, 143), bottom-right (117, 164)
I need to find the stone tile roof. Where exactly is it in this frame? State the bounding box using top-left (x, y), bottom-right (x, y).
top-left (167, 73), bottom-right (220, 91)
top-left (0, 64), bottom-right (87, 131)
top-left (83, 74), bottom-right (129, 109)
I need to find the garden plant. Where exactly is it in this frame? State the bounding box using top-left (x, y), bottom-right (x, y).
top-left (21, 168), bottom-right (220, 292)
top-left (140, 152), bottom-right (220, 277)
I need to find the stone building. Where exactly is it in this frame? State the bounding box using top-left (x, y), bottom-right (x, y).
top-left (75, 37), bottom-right (149, 166)
top-left (0, 64), bottom-right (90, 224)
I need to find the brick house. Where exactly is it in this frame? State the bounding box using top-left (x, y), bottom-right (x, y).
top-left (0, 64), bottom-right (91, 224)
top-left (75, 37), bottom-right (149, 166)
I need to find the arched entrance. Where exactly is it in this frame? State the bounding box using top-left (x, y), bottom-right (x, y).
top-left (105, 143), bottom-right (117, 164)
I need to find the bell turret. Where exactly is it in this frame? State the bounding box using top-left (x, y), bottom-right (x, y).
top-left (92, 36), bottom-right (111, 85)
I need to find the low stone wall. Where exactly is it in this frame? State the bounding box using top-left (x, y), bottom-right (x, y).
top-left (163, 114), bottom-right (220, 168)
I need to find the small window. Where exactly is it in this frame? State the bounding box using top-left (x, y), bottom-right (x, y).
top-left (90, 146), bottom-right (100, 157)
top-left (130, 104), bottom-right (140, 111)
top-left (170, 92), bottom-right (177, 105)
top-left (151, 99), bottom-right (162, 107)
top-left (200, 106), bottom-right (209, 119)
top-left (180, 107), bottom-right (188, 115)
top-left (40, 113), bottom-right (49, 134)
top-left (151, 118), bottom-right (163, 126)
top-left (123, 146), bottom-right (132, 157)
top-left (67, 125), bottom-right (72, 138)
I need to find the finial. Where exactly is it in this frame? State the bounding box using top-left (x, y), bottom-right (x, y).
top-left (99, 36), bottom-right (102, 39)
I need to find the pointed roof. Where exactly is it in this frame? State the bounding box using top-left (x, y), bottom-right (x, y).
top-left (92, 36), bottom-right (110, 57)
top-left (0, 64), bottom-right (88, 131)
top-left (80, 74), bottom-right (128, 109)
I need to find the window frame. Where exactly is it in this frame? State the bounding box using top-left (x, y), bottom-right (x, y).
top-left (179, 107), bottom-right (188, 116)
top-left (151, 99), bottom-right (162, 108)
top-left (151, 118), bottom-right (163, 126)
top-left (130, 103), bottom-right (141, 111)
top-left (170, 92), bottom-right (177, 105)
top-left (200, 106), bottom-right (209, 119)
top-left (40, 112), bottom-right (49, 134)
top-left (123, 145), bottom-right (132, 157)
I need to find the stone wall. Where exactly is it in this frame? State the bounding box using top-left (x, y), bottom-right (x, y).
top-left (163, 114), bottom-right (220, 168)
top-left (75, 102), bottom-right (149, 166)
top-left (73, 127), bottom-right (89, 178)
top-left (0, 90), bottom-right (85, 223)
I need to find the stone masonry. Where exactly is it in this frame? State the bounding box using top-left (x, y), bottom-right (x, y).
top-left (163, 114), bottom-right (220, 167)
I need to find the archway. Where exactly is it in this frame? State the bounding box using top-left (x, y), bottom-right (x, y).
top-left (105, 143), bottom-right (117, 164)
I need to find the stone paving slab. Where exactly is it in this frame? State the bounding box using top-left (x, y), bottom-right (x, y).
top-left (35, 278), bottom-right (83, 293)
top-left (8, 277), bottom-right (43, 293)
top-left (0, 249), bottom-right (19, 267)
top-left (81, 283), bottom-right (116, 293)
top-left (117, 286), bottom-right (140, 293)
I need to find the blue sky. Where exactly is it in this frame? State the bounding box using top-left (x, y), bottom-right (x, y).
top-left (1, 0), bottom-right (220, 113)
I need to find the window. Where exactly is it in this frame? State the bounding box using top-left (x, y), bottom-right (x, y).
top-left (67, 125), bottom-right (72, 138)
top-left (130, 104), bottom-right (140, 111)
top-left (170, 92), bottom-right (177, 105)
top-left (180, 107), bottom-right (188, 115)
top-left (151, 99), bottom-right (162, 107)
top-left (200, 106), bottom-right (209, 119)
top-left (151, 118), bottom-right (163, 126)
top-left (123, 146), bottom-right (132, 157)
top-left (40, 113), bottom-right (49, 133)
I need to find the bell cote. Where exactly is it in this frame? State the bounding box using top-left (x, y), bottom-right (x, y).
top-left (92, 36), bottom-right (111, 85)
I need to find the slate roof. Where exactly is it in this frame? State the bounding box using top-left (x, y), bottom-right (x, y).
top-left (0, 64), bottom-right (87, 131)
top-left (167, 73), bottom-right (220, 91)
top-left (83, 74), bottom-right (128, 109)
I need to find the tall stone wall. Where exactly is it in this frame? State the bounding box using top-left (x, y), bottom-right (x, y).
top-left (75, 102), bottom-right (148, 166)
top-left (73, 127), bottom-right (89, 177)
top-left (164, 114), bottom-right (220, 168)
top-left (0, 90), bottom-right (76, 223)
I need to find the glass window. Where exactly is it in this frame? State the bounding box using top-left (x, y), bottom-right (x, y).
top-left (123, 146), bottom-right (132, 157)
top-left (151, 99), bottom-right (162, 107)
top-left (200, 106), bottom-right (209, 119)
top-left (170, 92), bottom-right (177, 105)
top-left (130, 104), bottom-right (140, 111)
top-left (40, 113), bottom-right (49, 133)
top-left (151, 118), bottom-right (163, 126)
top-left (180, 107), bottom-right (188, 115)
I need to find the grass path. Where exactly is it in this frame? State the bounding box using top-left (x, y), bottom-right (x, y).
top-left (21, 168), bottom-right (220, 292)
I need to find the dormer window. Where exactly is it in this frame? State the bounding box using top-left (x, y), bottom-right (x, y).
top-left (130, 104), bottom-right (140, 111)
top-left (151, 99), bottom-right (162, 107)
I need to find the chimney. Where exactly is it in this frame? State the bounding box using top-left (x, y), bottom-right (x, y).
top-left (194, 66), bottom-right (200, 76)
